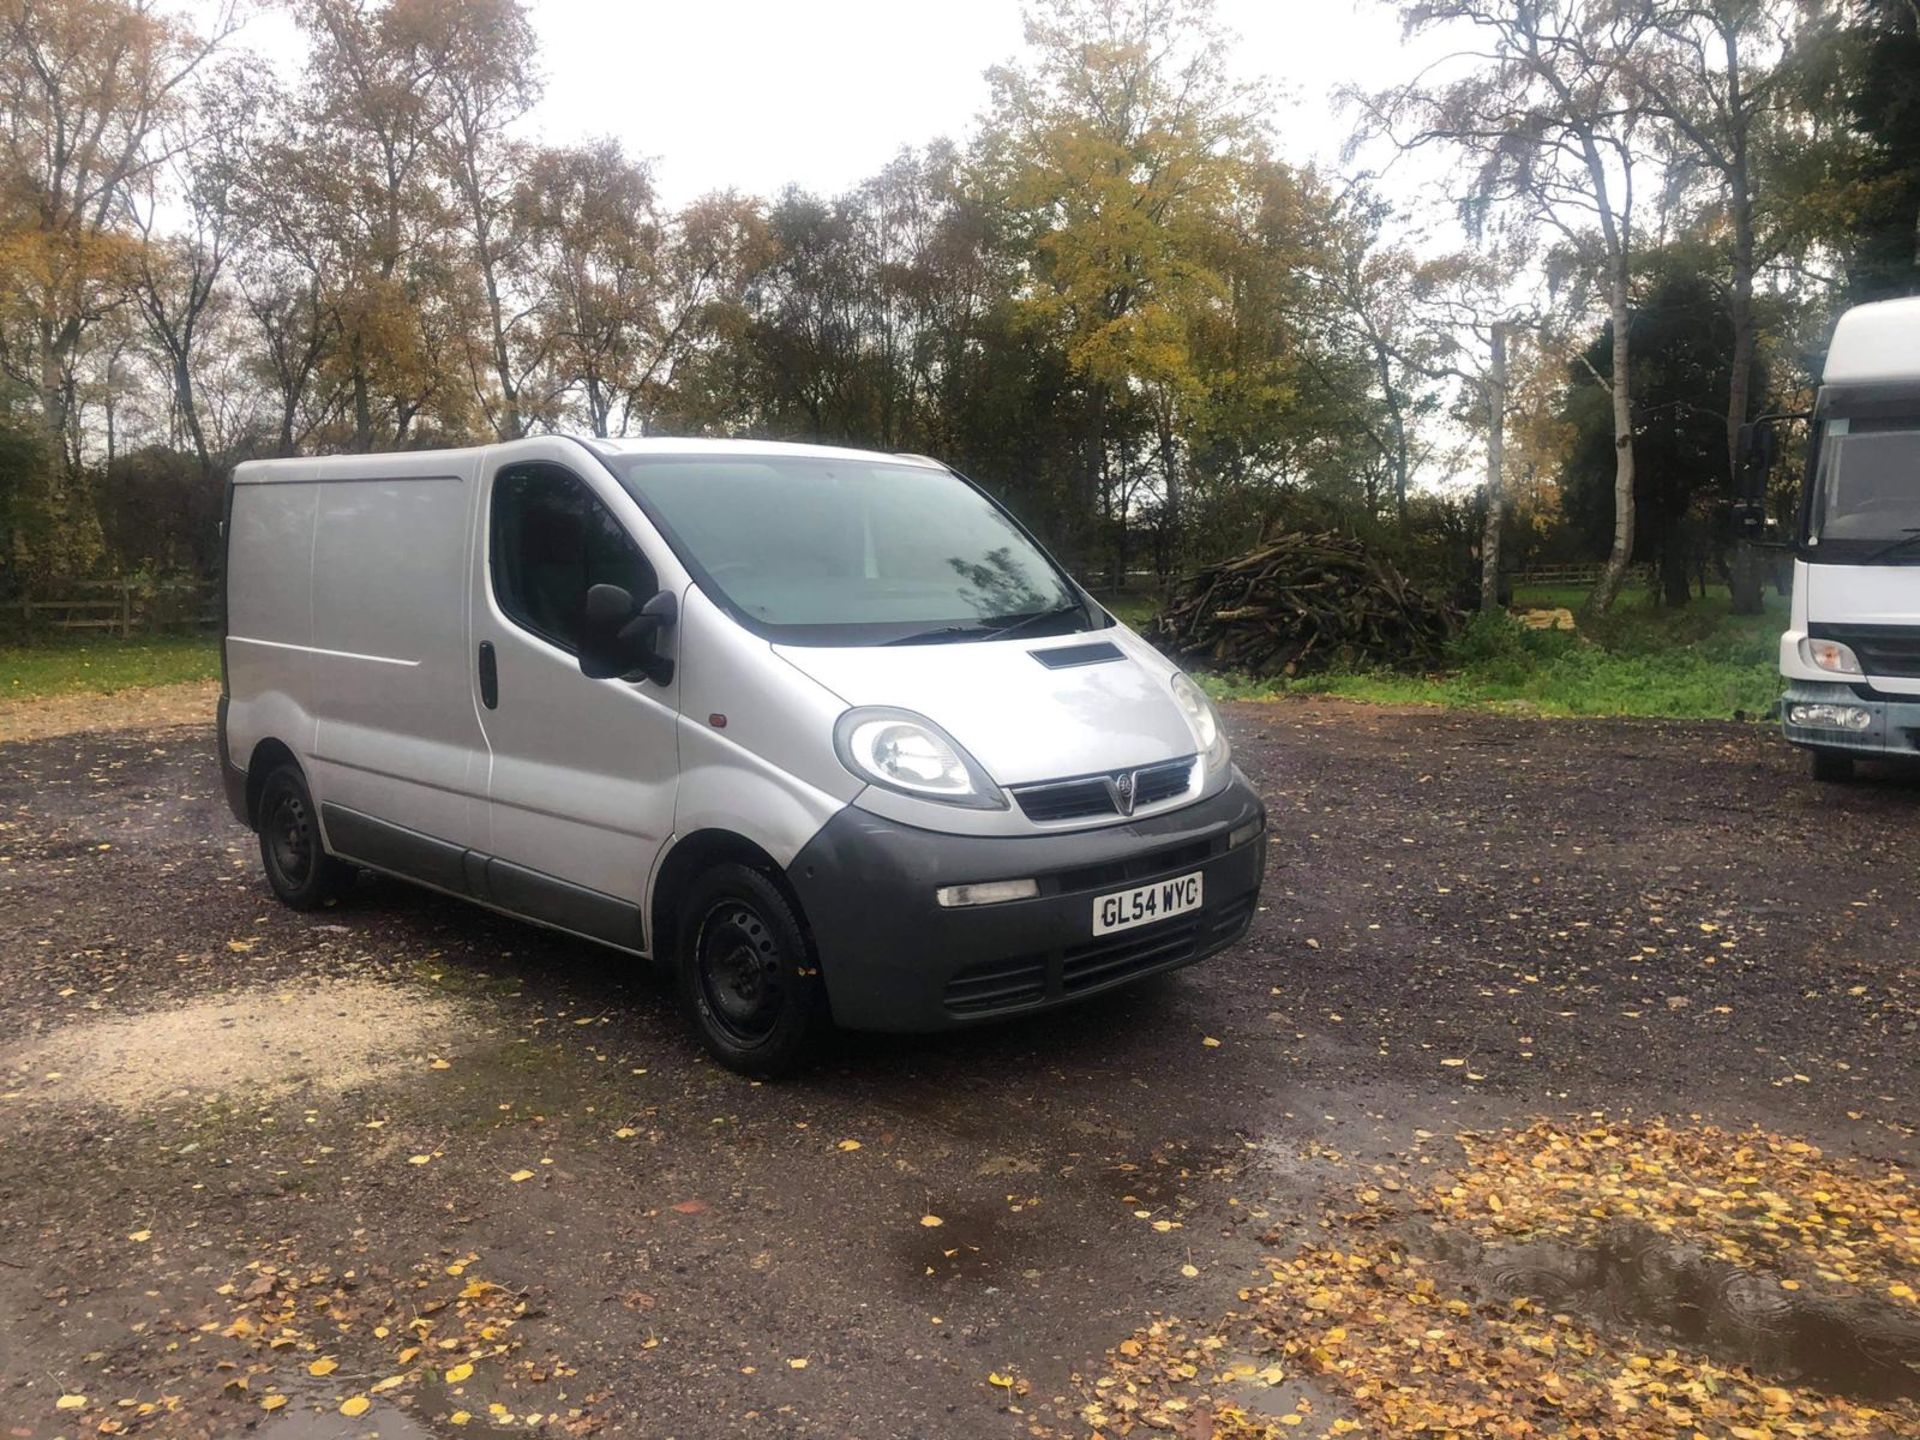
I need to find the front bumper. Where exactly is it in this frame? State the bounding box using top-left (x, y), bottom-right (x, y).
top-left (1780, 680), bottom-right (1920, 758)
top-left (786, 772), bottom-right (1266, 1032)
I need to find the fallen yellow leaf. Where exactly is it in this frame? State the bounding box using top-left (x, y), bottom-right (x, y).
top-left (261, 1395), bottom-right (287, 1411)
top-left (788, 1357), bottom-right (808, 1369)
top-left (989, 1371), bottom-right (1014, 1388)
top-left (509, 1169), bottom-right (535, 1183)
top-left (408, 1154), bottom-right (432, 1165)
top-left (920, 1214), bottom-right (943, 1227)
top-left (340, 1396), bottom-right (370, 1417)
top-left (450, 1412), bottom-right (471, 1427)
top-left (445, 1362), bottom-right (474, 1384)
top-left (127, 1229), bottom-right (151, 1242)
top-left (308, 1358), bottom-right (338, 1377)
top-left (55, 1395), bottom-right (87, 1410)
top-left (837, 1139), bottom-right (862, 1151)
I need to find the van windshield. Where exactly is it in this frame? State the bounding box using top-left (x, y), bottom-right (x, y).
top-left (1812, 420), bottom-right (1920, 557)
top-left (609, 453), bottom-right (1095, 645)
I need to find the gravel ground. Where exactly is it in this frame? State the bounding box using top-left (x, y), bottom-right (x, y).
top-left (0, 699), bottom-right (1914, 1438)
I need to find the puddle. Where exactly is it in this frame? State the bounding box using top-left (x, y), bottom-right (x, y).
top-left (895, 1201), bottom-right (1045, 1285)
top-left (1445, 1219), bottom-right (1920, 1401)
top-left (0, 979), bottom-right (466, 1110)
top-left (218, 1373), bottom-right (523, 1439)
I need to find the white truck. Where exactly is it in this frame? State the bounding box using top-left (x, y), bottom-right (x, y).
top-left (1748, 295), bottom-right (1920, 781)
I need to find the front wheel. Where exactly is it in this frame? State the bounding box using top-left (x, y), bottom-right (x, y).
top-left (1810, 750), bottom-right (1856, 784)
top-left (677, 863), bottom-right (824, 1078)
top-left (257, 764), bottom-right (353, 909)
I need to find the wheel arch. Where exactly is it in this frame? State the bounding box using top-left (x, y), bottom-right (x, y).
top-left (241, 737), bottom-right (302, 831)
top-left (649, 828), bottom-right (815, 973)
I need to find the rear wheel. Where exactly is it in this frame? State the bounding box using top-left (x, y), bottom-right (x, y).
top-left (677, 863), bottom-right (823, 1078)
top-left (257, 764), bottom-right (353, 909)
top-left (1810, 750), bottom-right (1856, 784)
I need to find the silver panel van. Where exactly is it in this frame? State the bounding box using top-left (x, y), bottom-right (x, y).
top-left (218, 438), bottom-right (1266, 1074)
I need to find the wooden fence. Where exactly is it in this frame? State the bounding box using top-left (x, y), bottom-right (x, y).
top-left (1, 579), bottom-right (219, 637)
top-left (1509, 563), bottom-right (1655, 590)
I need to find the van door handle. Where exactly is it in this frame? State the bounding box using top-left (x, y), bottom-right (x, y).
top-left (477, 641), bottom-right (498, 709)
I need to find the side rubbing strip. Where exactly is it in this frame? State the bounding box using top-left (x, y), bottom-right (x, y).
top-left (318, 804), bottom-right (645, 952)
top-left (1030, 642), bottom-right (1125, 669)
top-left (322, 803), bottom-right (468, 892)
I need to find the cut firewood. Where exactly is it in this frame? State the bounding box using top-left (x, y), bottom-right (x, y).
top-left (1150, 531), bottom-right (1457, 676)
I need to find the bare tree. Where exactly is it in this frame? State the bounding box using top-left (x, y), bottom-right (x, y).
top-left (1362, 0), bottom-right (1656, 613)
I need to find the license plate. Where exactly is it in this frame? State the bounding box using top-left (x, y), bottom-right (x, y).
top-left (1093, 871), bottom-right (1203, 936)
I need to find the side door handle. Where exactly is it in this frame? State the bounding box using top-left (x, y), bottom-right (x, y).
top-left (477, 641), bottom-right (499, 710)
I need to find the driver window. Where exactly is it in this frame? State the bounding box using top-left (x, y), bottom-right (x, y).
top-left (491, 464), bottom-right (657, 653)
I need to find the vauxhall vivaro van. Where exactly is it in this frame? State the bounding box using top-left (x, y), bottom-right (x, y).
top-left (218, 438), bottom-right (1267, 1074)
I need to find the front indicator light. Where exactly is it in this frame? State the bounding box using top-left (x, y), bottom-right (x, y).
top-left (1228, 818), bottom-right (1265, 849)
top-left (935, 878), bottom-right (1041, 908)
top-left (1787, 703), bottom-right (1872, 732)
top-left (1801, 638), bottom-right (1864, 675)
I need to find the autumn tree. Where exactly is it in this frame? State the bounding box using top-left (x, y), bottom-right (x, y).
top-left (982, 0), bottom-right (1267, 569)
top-left (0, 0), bottom-right (235, 577)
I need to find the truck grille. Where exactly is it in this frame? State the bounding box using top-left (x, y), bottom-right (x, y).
top-left (1011, 757), bottom-right (1195, 823)
top-left (1811, 623), bottom-right (1920, 680)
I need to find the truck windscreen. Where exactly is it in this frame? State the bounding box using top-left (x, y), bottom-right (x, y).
top-left (1811, 420), bottom-right (1920, 549)
top-left (609, 454), bottom-right (1091, 645)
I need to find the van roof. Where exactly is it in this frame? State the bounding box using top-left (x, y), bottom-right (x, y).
top-left (231, 436), bottom-right (949, 484)
top-left (1825, 295), bottom-right (1920, 386)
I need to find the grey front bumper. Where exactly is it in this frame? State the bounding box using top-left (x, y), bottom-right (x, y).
top-left (1780, 680), bottom-right (1920, 758)
top-left (786, 772), bottom-right (1266, 1032)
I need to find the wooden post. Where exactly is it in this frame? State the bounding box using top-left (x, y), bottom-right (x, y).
top-left (120, 581), bottom-right (133, 638)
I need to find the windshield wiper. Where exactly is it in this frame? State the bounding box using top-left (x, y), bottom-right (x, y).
top-left (978, 602), bottom-right (1087, 642)
top-left (882, 603), bottom-right (1087, 647)
top-left (881, 623), bottom-right (991, 646)
top-left (1863, 527), bottom-right (1920, 563)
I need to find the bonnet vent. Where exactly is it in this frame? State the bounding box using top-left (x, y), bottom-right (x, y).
top-left (1030, 641), bottom-right (1125, 669)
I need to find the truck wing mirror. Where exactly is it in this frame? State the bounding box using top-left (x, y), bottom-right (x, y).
top-left (580, 585), bottom-right (677, 685)
top-left (1733, 419), bottom-right (1776, 539)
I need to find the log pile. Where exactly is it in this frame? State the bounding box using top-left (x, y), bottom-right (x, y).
top-left (1151, 532), bottom-right (1457, 676)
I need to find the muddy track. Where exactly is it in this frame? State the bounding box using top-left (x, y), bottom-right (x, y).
top-left (0, 700), bottom-right (1914, 1436)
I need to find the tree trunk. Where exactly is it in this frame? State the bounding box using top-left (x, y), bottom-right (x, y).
top-left (1156, 408), bottom-right (1181, 582)
top-left (1480, 324), bottom-right (1507, 614)
top-left (1725, 161), bottom-right (1764, 615)
top-left (1588, 264), bottom-right (1637, 614)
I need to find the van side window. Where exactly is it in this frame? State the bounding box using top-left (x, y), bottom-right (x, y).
top-left (490, 465), bottom-right (657, 653)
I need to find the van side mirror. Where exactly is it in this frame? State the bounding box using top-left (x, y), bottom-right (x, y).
top-left (580, 583), bottom-right (677, 685)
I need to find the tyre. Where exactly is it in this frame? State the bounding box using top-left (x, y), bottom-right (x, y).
top-left (677, 862), bottom-right (824, 1078)
top-left (1809, 750), bottom-right (1856, 784)
top-left (256, 764), bottom-right (353, 909)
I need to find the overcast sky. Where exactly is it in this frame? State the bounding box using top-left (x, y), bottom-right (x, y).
top-left (228, 0), bottom-right (1455, 213)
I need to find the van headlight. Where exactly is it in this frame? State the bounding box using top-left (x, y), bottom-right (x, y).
top-left (833, 707), bottom-right (1007, 809)
top-left (1170, 671), bottom-right (1230, 772)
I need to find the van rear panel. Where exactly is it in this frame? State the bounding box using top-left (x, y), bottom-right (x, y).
top-left (225, 458), bottom-right (488, 847)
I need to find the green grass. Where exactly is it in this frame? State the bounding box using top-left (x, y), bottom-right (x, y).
top-left (1195, 586), bottom-right (1788, 722)
top-left (0, 632), bottom-right (220, 701)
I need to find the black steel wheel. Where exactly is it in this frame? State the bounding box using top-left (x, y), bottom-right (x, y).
top-left (257, 764), bottom-right (352, 909)
top-left (677, 863), bottom-right (823, 1077)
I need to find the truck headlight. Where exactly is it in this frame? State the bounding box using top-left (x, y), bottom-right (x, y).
top-left (1787, 702), bottom-right (1873, 732)
top-left (834, 707), bottom-right (1007, 809)
top-left (1801, 637), bottom-right (1864, 675)
top-left (1170, 671), bottom-right (1230, 772)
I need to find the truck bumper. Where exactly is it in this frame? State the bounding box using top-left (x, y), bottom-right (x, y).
top-left (786, 772), bottom-right (1266, 1032)
top-left (1780, 680), bottom-right (1920, 759)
